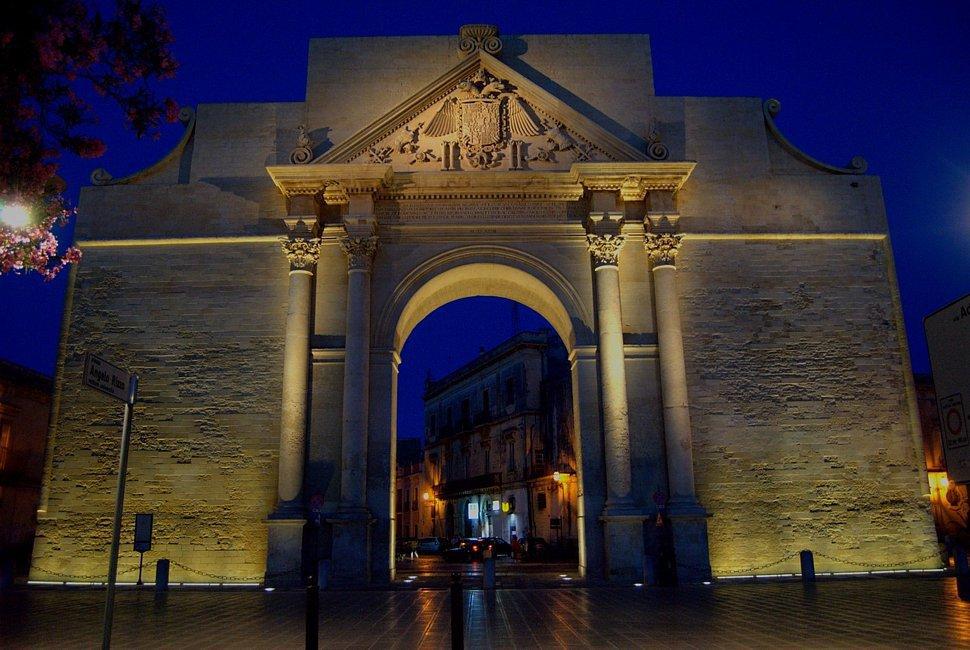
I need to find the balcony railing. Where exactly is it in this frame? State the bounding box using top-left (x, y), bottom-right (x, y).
top-left (434, 472), bottom-right (503, 499)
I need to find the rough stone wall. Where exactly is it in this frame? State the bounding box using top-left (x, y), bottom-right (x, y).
top-left (678, 237), bottom-right (938, 573)
top-left (31, 242), bottom-right (288, 582)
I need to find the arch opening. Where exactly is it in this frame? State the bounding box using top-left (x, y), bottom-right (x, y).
top-left (384, 258), bottom-right (587, 581)
top-left (393, 262), bottom-right (578, 355)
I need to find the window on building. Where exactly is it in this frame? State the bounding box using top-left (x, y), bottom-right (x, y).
top-left (484, 448), bottom-right (490, 473)
top-left (537, 492), bottom-right (547, 510)
top-left (461, 398), bottom-right (470, 427)
top-left (482, 389), bottom-right (490, 417)
top-left (447, 406), bottom-right (453, 429)
top-left (412, 487), bottom-right (418, 511)
top-left (413, 524), bottom-right (417, 538)
top-left (534, 450), bottom-right (544, 466)
top-left (403, 488), bottom-right (410, 511)
top-left (0, 420), bottom-right (11, 471)
top-left (505, 378), bottom-right (515, 406)
top-left (463, 451), bottom-right (470, 478)
top-left (507, 440), bottom-right (516, 471)
top-left (396, 488), bottom-right (403, 513)
top-left (427, 414), bottom-right (436, 438)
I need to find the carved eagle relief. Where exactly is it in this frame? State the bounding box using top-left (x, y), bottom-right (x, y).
top-left (356, 68), bottom-right (606, 169)
top-left (422, 70), bottom-right (543, 168)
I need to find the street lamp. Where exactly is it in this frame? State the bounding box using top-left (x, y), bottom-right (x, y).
top-left (0, 201), bottom-right (32, 229)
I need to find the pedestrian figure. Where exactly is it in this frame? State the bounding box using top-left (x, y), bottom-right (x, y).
top-left (510, 534), bottom-right (521, 561)
top-left (409, 539), bottom-right (419, 560)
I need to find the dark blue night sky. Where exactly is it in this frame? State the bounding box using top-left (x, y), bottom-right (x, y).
top-left (1, 1), bottom-right (968, 441)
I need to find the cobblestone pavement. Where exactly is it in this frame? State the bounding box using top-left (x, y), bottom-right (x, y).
top-left (3, 577), bottom-right (970, 648)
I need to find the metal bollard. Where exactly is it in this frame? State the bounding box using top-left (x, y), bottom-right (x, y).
top-left (483, 556), bottom-right (495, 589)
top-left (643, 555), bottom-right (657, 587)
top-left (955, 546), bottom-right (970, 601)
top-left (306, 578), bottom-right (319, 650)
top-left (799, 550), bottom-right (815, 583)
top-left (450, 572), bottom-right (464, 650)
top-left (318, 559), bottom-right (330, 591)
top-left (154, 559), bottom-right (169, 592)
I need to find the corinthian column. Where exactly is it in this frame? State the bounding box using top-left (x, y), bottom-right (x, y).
top-left (339, 234), bottom-right (378, 511)
top-left (644, 226), bottom-right (711, 581)
top-left (586, 231), bottom-right (635, 511)
top-left (276, 228), bottom-right (320, 510)
top-left (643, 233), bottom-right (697, 507)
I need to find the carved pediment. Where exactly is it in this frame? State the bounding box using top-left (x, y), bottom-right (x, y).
top-left (317, 51), bottom-right (650, 172)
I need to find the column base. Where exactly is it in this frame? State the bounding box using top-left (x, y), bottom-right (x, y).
top-left (599, 510), bottom-right (648, 583)
top-left (327, 510), bottom-right (374, 585)
top-left (667, 501), bottom-right (711, 583)
top-left (265, 516), bottom-right (305, 587)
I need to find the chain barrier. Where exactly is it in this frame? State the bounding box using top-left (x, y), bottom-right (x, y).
top-left (29, 561), bottom-right (277, 584)
top-left (813, 550), bottom-right (942, 569)
top-left (706, 548), bottom-right (943, 577)
top-left (166, 561), bottom-right (265, 582)
top-left (707, 550), bottom-right (802, 576)
top-left (29, 564), bottom-right (140, 581)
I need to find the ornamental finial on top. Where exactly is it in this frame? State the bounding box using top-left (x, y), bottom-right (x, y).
top-left (290, 124), bottom-right (314, 164)
top-left (458, 24), bottom-right (502, 57)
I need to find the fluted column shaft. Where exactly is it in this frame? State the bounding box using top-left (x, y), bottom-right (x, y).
top-left (277, 235), bottom-right (320, 506)
top-left (340, 236), bottom-right (378, 510)
top-left (646, 233), bottom-right (698, 506)
top-left (587, 233), bottom-right (634, 509)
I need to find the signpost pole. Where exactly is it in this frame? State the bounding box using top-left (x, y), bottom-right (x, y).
top-left (101, 375), bottom-right (138, 650)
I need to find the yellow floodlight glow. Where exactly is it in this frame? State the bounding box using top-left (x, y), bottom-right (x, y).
top-left (501, 501), bottom-right (510, 513)
top-left (0, 201), bottom-right (32, 229)
top-left (928, 471), bottom-right (950, 501)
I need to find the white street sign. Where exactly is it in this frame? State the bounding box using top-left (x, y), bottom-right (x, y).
top-left (83, 353), bottom-right (134, 404)
top-left (925, 293), bottom-right (970, 483)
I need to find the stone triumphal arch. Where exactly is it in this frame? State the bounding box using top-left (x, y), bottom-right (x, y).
top-left (32, 26), bottom-right (939, 587)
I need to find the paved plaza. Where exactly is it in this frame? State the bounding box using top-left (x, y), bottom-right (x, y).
top-left (2, 576), bottom-right (970, 648)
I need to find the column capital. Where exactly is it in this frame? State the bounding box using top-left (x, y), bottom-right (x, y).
top-left (340, 235), bottom-right (379, 271)
top-left (644, 232), bottom-right (684, 267)
top-left (586, 233), bottom-right (625, 268)
top-left (280, 236), bottom-right (321, 272)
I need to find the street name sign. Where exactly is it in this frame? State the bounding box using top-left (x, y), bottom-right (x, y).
top-left (925, 293), bottom-right (970, 483)
top-left (83, 353), bottom-right (134, 404)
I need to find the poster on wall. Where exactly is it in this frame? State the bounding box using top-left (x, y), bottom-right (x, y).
top-left (925, 293), bottom-right (970, 483)
top-left (468, 502), bottom-right (479, 520)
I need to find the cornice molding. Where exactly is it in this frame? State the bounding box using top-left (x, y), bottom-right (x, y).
top-left (266, 161), bottom-right (695, 202)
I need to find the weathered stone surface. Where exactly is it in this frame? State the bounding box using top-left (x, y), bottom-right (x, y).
top-left (678, 238), bottom-right (937, 572)
top-left (31, 243), bottom-right (288, 582)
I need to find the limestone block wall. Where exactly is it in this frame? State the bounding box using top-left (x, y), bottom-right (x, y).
top-left (677, 237), bottom-right (938, 573)
top-left (31, 241), bottom-right (288, 583)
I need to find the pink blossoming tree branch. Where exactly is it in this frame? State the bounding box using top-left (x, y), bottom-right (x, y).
top-left (0, 0), bottom-right (178, 279)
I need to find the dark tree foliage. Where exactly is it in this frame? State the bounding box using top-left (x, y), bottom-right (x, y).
top-left (0, 0), bottom-right (179, 200)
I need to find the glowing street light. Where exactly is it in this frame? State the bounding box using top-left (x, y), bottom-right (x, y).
top-left (0, 201), bottom-right (32, 229)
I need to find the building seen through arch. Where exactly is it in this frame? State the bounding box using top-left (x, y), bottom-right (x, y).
top-left (416, 329), bottom-right (577, 553)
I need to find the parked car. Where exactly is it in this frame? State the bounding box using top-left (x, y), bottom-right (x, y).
top-left (443, 538), bottom-right (485, 562)
top-left (481, 537), bottom-right (512, 557)
top-left (416, 536), bottom-right (449, 554)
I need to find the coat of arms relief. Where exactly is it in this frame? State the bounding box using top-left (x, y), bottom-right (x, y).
top-left (355, 69), bottom-right (605, 170)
